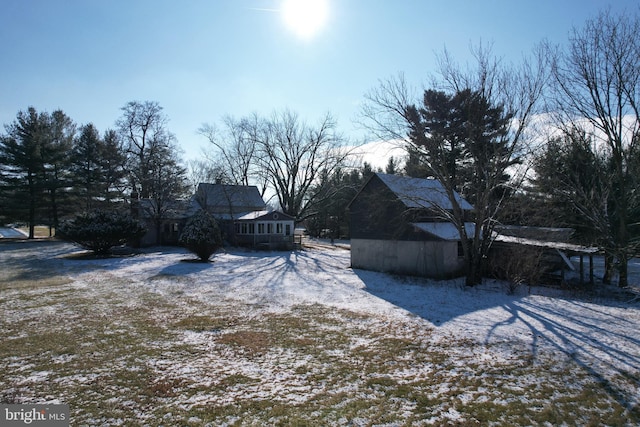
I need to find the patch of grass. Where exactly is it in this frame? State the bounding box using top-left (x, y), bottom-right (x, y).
top-left (0, 275), bottom-right (72, 292)
top-left (17, 226), bottom-right (53, 238)
top-left (173, 315), bottom-right (232, 333)
top-left (218, 330), bottom-right (272, 355)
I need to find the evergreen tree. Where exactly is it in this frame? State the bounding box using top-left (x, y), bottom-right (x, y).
top-left (42, 110), bottom-right (75, 233)
top-left (405, 88), bottom-right (517, 285)
top-left (58, 210), bottom-right (146, 255)
top-left (179, 209), bottom-right (222, 261)
top-left (71, 123), bottom-right (103, 211)
top-left (100, 129), bottom-right (127, 205)
top-left (385, 156), bottom-right (399, 175)
top-left (71, 125), bottom-right (126, 211)
top-left (142, 140), bottom-right (189, 244)
top-left (0, 108), bottom-right (51, 238)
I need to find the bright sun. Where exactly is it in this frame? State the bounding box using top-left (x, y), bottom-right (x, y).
top-left (281, 0), bottom-right (329, 40)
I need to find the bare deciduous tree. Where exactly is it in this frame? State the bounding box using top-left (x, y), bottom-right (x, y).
top-left (201, 110), bottom-right (351, 221)
top-left (547, 10), bottom-right (640, 287)
top-left (117, 101), bottom-right (169, 199)
top-left (257, 110), bottom-right (349, 220)
top-left (198, 113), bottom-right (269, 196)
top-left (116, 101), bottom-right (189, 244)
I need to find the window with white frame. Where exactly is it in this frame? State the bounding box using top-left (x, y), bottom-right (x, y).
top-left (258, 223), bottom-right (265, 234)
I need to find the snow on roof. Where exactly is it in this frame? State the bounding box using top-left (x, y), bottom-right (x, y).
top-left (493, 233), bottom-right (599, 254)
top-left (376, 173), bottom-right (473, 211)
top-left (237, 210), bottom-right (296, 221)
top-left (412, 222), bottom-right (475, 241)
top-left (237, 210), bottom-right (271, 220)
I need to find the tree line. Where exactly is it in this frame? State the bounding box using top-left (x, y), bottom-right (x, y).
top-left (0, 101), bottom-right (188, 241)
top-left (2, 9), bottom-right (639, 287)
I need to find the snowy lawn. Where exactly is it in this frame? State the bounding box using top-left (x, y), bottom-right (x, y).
top-left (1, 240), bottom-right (639, 426)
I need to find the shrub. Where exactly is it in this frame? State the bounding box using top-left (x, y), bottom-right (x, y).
top-left (489, 245), bottom-right (544, 294)
top-left (57, 210), bottom-right (146, 255)
top-left (179, 209), bottom-right (222, 261)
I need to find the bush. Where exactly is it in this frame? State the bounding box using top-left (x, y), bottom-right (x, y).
top-left (489, 245), bottom-right (544, 294)
top-left (58, 210), bottom-right (146, 255)
top-left (179, 209), bottom-right (222, 261)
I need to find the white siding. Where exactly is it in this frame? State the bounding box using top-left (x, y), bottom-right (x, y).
top-left (350, 239), bottom-right (465, 279)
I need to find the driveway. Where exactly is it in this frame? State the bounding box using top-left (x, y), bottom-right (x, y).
top-left (0, 227), bottom-right (27, 238)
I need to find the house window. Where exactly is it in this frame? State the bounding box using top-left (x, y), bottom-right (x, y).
top-left (258, 223), bottom-right (265, 234)
top-left (172, 223), bottom-right (179, 232)
top-left (235, 223), bottom-right (240, 234)
top-left (267, 223), bottom-right (273, 234)
top-left (241, 223), bottom-right (248, 234)
top-left (248, 223), bottom-right (255, 234)
top-left (276, 223), bottom-right (283, 234)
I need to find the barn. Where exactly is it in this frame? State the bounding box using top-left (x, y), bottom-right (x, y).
top-left (348, 173), bottom-right (474, 279)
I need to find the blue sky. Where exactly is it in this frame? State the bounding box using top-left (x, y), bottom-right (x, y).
top-left (1, 0), bottom-right (637, 161)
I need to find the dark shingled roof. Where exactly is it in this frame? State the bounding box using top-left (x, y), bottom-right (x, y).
top-left (196, 183), bottom-right (266, 214)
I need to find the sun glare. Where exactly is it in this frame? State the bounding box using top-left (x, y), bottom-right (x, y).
top-left (281, 0), bottom-right (329, 40)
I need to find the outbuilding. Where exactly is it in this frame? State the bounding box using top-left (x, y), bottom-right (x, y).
top-left (348, 173), bottom-right (474, 279)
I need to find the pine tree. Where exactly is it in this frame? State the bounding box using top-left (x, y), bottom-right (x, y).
top-left (71, 125), bottom-right (126, 211)
top-left (0, 108), bottom-right (51, 238)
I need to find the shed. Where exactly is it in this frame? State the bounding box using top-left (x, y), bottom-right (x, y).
top-left (348, 173), bottom-right (474, 278)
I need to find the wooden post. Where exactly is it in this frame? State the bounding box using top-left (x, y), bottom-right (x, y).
top-left (589, 254), bottom-right (594, 285)
top-left (580, 255), bottom-right (584, 285)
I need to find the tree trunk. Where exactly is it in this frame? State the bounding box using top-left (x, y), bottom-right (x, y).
top-left (618, 251), bottom-right (628, 288)
top-left (50, 188), bottom-right (59, 233)
top-left (603, 251), bottom-right (614, 284)
top-left (28, 175), bottom-right (36, 240)
top-left (465, 248), bottom-right (483, 286)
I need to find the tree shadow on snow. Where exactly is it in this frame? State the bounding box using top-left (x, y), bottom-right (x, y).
top-left (356, 266), bottom-right (640, 412)
top-left (489, 298), bottom-right (640, 412)
top-left (355, 268), bottom-right (521, 326)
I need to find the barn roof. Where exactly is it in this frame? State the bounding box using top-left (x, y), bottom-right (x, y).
top-left (374, 173), bottom-right (473, 211)
top-left (412, 222), bottom-right (476, 241)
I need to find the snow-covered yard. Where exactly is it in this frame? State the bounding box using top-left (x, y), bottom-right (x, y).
top-left (1, 240), bottom-right (639, 426)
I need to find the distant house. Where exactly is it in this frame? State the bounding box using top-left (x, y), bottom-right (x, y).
top-left (135, 183), bottom-right (295, 250)
top-left (348, 173), bottom-right (474, 279)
